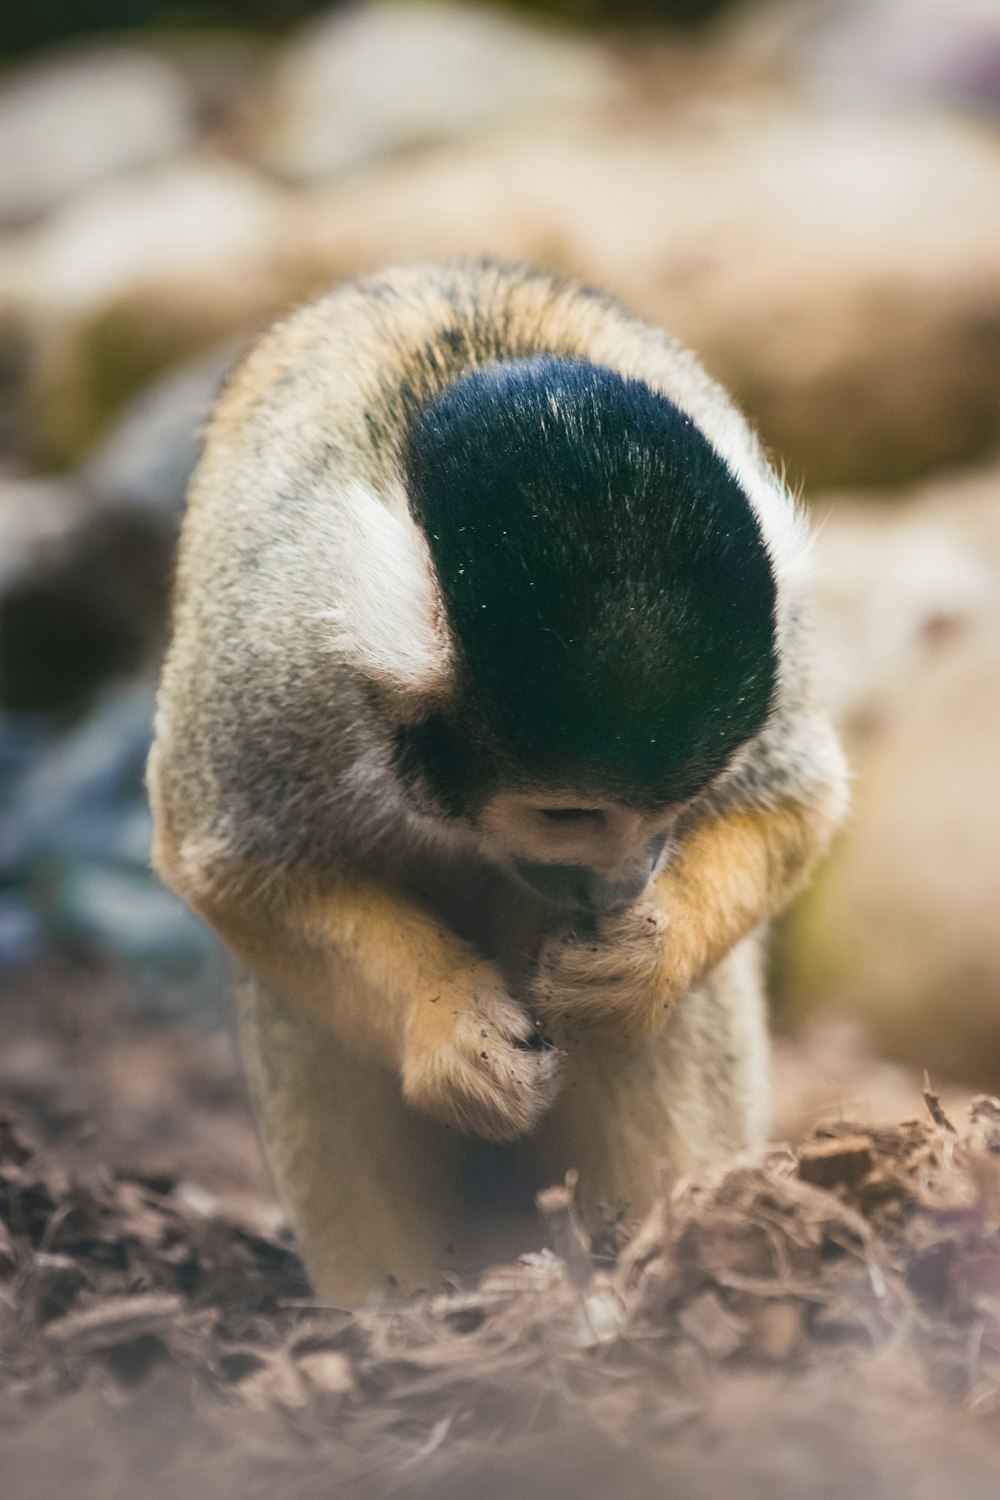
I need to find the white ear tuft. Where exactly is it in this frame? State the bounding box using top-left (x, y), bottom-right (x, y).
top-left (746, 471), bottom-right (814, 595)
top-left (318, 479), bottom-right (451, 693)
top-left (682, 402), bottom-right (813, 597)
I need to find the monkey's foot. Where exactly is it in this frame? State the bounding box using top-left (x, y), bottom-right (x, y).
top-left (402, 979), bottom-right (563, 1142)
top-left (529, 903), bottom-right (682, 1042)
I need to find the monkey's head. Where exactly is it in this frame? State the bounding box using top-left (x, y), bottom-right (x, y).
top-left (361, 357), bottom-right (783, 913)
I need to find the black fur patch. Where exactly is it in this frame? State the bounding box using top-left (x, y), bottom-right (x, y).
top-left (402, 358), bottom-right (778, 810)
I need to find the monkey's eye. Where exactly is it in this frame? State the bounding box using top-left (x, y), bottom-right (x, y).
top-left (539, 807), bottom-right (603, 824)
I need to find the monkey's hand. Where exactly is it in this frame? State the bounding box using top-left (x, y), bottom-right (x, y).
top-left (528, 902), bottom-right (678, 1042)
top-left (529, 793), bottom-right (847, 1041)
top-left (401, 964), bottom-right (564, 1142)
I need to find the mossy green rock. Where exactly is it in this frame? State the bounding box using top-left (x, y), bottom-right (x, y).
top-left (781, 617), bottom-right (1000, 1085)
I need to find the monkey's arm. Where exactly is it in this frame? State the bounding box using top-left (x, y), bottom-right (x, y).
top-left (150, 798), bottom-right (561, 1141)
top-left (530, 724), bottom-right (846, 1040)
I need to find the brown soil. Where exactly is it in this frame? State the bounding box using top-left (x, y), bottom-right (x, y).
top-left (2, 963), bottom-right (1000, 1500)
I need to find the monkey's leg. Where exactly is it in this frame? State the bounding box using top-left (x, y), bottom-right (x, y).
top-left (238, 971), bottom-right (467, 1306)
top-left (534, 936), bottom-right (769, 1228)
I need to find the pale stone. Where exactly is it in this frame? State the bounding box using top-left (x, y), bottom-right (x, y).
top-left (724, 0), bottom-right (1000, 114)
top-left (288, 110), bottom-right (1000, 486)
top-left (0, 48), bottom-right (196, 227)
top-left (808, 473), bottom-right (999, 742)
top-left (0, 476), bottom-right (87, 591)
top-left (5, 158), bottom-right (284, 317)
top-left (6, 99), bottom-right (1000, 478)
top-left (258, 0), bottom-right (620, 181)
top-left (0, 160), bottom-right (286, 457)
top-left (780, 464), bottom-right (1000, 1083)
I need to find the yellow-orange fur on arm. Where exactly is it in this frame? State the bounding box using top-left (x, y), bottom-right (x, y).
top-left (150, 825), bottom-right (562, 1142)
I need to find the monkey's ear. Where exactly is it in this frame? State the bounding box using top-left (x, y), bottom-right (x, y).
top-left (317, 478), bottom-right (453, 698)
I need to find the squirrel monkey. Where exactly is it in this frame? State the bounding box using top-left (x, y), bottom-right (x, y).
top-left (149, 261), bottom-right (847, 1306)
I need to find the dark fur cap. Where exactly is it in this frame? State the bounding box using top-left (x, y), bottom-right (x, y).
top-left (400, 357), bottom-right (778, 813)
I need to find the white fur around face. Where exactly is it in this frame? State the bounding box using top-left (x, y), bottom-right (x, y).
top-left (701, 404), bottom-right (812, 599)
top-left (739, 465), bottom-right (812, 599)
top-left (317, 479), bottom-right (452, 694)
top-left (583, 322), bottom-right (811, 602)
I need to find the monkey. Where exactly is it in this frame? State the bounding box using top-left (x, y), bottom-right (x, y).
top-left (148, 260), bottom-right (847, 1307)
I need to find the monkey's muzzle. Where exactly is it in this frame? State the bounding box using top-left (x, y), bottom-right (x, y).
top-left (513, 859), bottom-right (650, 913)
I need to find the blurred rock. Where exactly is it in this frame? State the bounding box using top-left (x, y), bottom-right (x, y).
top-left (779, 463), bottom-right (1000, 1082)
top-left (288, 111), bottom-right (1000, 487)
top-left (0, 298), bottom-right (31, 462)
top-left (808, 472), bottom-right (999, 745)
top-left (0, 552), bottom-right (225, 991)
top-left (788, 615), bottom-right (1000, 1084)
top-left (82, 342), bottom-right (233, 527)
top-left (0, 476), bottom-right (89, 592)
top-left (9, 105), bottom-right (997, 481)
top-left (726, 0), bottom-right (1000, 116)
top-left (258, 0), bottom-right (620, 182)
top-left (0, 348), bottom-right (229, 718)
top-left (0, 685), bottom-right (216, 977)
top-left (0, 48), bottom-right (197, 228)
top-left (0, 475), bottom-right (135, 715)
top-left (0, 502), bottom-right (168, 717)
top-left (2, 159), bottom-right (285, 459)
top-left (152, 32), bottom-right (271, 148)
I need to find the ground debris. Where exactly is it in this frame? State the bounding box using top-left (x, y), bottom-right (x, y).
top-left (797, 1133), bottom-right (875, 1189)
top-left (5, 1096), bottom-right (1000, 1497)
top-left (43, 1291), bottom-right (186, 1353)
top-left (924, 1073), bottom-right (959, 1134)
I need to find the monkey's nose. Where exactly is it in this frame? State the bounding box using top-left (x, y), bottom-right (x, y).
top-left (514, 860), bottom-right (646, 912)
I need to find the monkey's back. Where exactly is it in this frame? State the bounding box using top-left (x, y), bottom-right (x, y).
top-left (153, 259), bottom-right (793, 882)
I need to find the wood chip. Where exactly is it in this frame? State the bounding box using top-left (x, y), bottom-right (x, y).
top-left (44, 1294), bottom-right (185, 1353)
top-left (970, 1096), bottom-right (1000, 1154)
top-left (797, 1136), bottom-right (875, 1190)
top-left (923, 1074), bottom-right (957, 1134)
top-left (235, 1353), bottom-right (308, 1411)
top-left (296, 1348), bottom-right (354, 1395)
top-left (678, 1291), bottom-right (748, 1360)
top-left (751, 1300), bottom-right (805, 1361)
top-left (536, 1170), bottom-right (592, 1287)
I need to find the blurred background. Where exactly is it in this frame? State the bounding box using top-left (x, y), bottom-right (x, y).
top-left (2, 0), bottom-right (1000, 1177)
